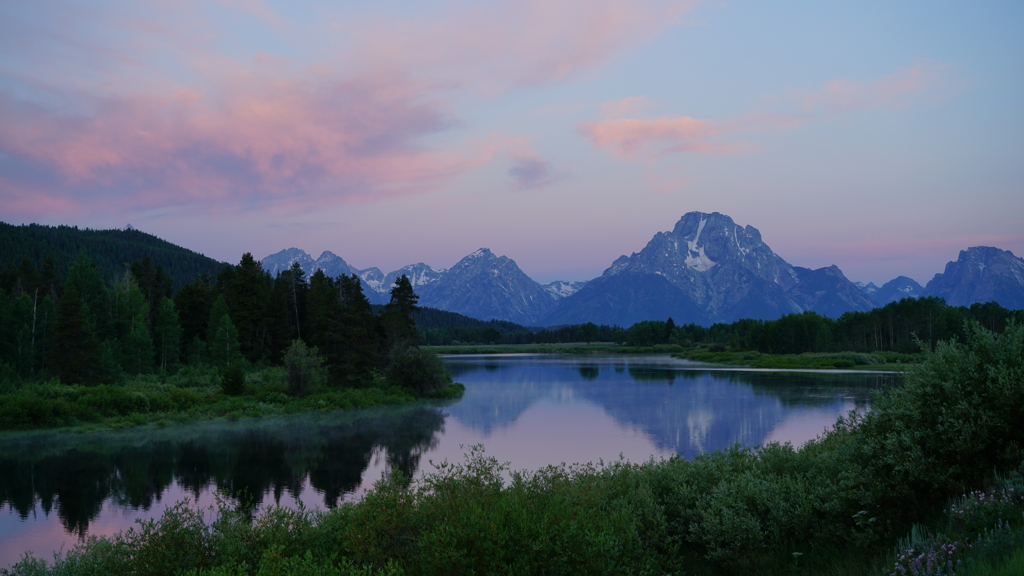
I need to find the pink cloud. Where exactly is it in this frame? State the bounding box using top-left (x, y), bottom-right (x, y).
top-left (350, 0), bottom-right (699, 94)
top-left (580, 63), bottom-right (950, 160)
top-left (599, 95), bottom-right (656, 118)
top-left (0, 73), bottom-right (487, 217)
top-left (578, 116), bottom-right (735, 158)
top-left (0, 0), bottom-right (697, 220)
top-left (796, 62), bottom-right (948, 116)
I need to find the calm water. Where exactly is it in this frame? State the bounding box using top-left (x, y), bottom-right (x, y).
top-left (0, 355), bottom-right (892, 567)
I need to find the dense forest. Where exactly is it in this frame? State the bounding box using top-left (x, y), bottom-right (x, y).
top-left (619, 297), bottom-right (1024, 353)
top-left (0, 222), bottom-right (226, 290)
top-left (424, 295), bottom-right (1023, 354)
top-left (0, 251), bottom-right (447, 397)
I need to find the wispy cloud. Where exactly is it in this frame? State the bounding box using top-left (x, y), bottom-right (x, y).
top-left (0, 0), bottom-right (697, 219)
top-left (579, 62), bottom-right (951, 160)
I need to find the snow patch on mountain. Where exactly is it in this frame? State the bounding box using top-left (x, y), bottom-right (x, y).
top-left (544, 280), bottom-right (587, 298)
top-left (684, 214), bottom-right (717, 272)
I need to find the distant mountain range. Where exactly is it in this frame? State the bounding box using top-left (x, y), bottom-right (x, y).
top-left (262, 247), bottom-right (585, 325)
top-left (261, 211), bottom-right (1024, 326)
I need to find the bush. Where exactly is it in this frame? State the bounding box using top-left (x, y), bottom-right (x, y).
top-left (75, 385), bottom-right (151, 416)
top-left (385, 347), bottom-right (450, 396)
top-left (848, 320), bottom-right (1024, 525)
top-left (219, 363), bottom-right (247, 397)
top-left (284, 340), bottom-right (324, 397)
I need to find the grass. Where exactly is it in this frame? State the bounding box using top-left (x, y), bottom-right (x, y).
top-left (674, 348), bottom-right (922, 370)
top-left (426, 342), bottom-right (687, 355)
top-left (429, 342), bottom-right (918, 371)
top-left (0, 365), bottom-right (465, 432)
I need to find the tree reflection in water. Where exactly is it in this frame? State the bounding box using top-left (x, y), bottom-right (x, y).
top-left (0, 405), bottom-right (446, 535)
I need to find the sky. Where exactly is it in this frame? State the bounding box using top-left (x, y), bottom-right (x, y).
top-left (1, 0), bottom-right (1022, 286)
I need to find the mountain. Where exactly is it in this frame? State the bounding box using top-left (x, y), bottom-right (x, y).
top-left (0, 221), bottom-right (226, 289)
top-left (542, 212), bottom-right (876, 326)
top-left (789, 265), bottom-right (878, 318)
top-left (541, 271), bottom-right (710, 327)
top-left (869, 276), bottom-right (924, 306)
top-left (261, 248), bottom-right (315, 276)
top-left (356, 263), bottom-right (446, 305)
top-left (542, 280), bottom-right (587, 298)
top-left (262, 248), bottom-right (359, 279)
top-left (415, 249), bottom-right (558, 325)
top-left (924, 247), bottom-right (1024, 309)
top-left (262, 248), bottom-right (577, 323)
top-left (854, 282), bottom-right (879, 296)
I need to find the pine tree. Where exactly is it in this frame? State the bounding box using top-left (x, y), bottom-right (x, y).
top-left (174, 274), bottom-right (216, 347)
top-left (286, 261), bottom-right (307, 340)
top-left (112, 272), bottom-right (154, 374)
top-left (48, 285), bottom-right (100, 384)
top-left (337, 273), bottom-right (380, 385)
top-left (306, 270), bottom-right (339, 362)
top-left (154, 297), bottom-right (182, 371)
top-left (227, 253), bottom-right (271, 362)
top-left (208, 295), bottom-right (241, 368)
top-left (382, 274), bottom-right (420, 350)
top-left (65, 253), bottom-right (111, 340)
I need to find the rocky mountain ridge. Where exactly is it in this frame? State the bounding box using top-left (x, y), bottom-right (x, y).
top-left (922, 246), bottom-right (1024, 309)
top-left (260, 213), bottom-right (1024, 326)
top-left (541, 212), bottom-right (876, 326)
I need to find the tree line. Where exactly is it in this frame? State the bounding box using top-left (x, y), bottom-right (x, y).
top-left (0, 222), bottom-right (225, 291)
top-left (619, 296), bottom-right (1024, 353)
top-left (0, 252), bottom-right (447, 395)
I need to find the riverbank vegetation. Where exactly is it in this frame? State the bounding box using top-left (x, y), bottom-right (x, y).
top-left (5, 320), bottom-right (1022, 575)
top-left (0, 253), bottom-right (457, 431)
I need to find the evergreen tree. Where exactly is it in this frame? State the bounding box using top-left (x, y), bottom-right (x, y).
top-left (207, 295), bottom-right (231, 343)
top-left (337, 273), bottom-right (380, 385)
top-left (13, 257), bottom-right (39, 295)
top-left (112, 272), bottom-right (154, 374)
top-left (154, 297), bottom-right (182, 371)
top-left (306, 270), bottom-right (339, 363)
top-left (286, 261), bottom-right (308, 340)
top-left (208, 295), bottom-right (241, 368)
top-left (580, 322), bottom-right (599, 344)
top-left (47, 285), bottom-right (100, 384)
top-left (382, 274), bottom-right (420, 350)
top-left (227, 253), bottom-right (271, 362)
top-left (174, 274), bottom-right (216, 350)
top-left (38, 256), bottom-right (60, 302)
top-left (65, 253), bottom-right (112, 340)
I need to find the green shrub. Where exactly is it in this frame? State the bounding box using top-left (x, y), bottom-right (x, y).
top-left (168, 387), bottom-right (204, 410)
top-left (385, 347), bottom-right (450, 396)
top-left (848, 321), bottom-right (1024, 525)
top-left (284, 340), bottom-right (324, 397)
top-left (74, 386), bottom-right (151, 416)
top-left (220, 363), bottom-right (247, 397)
top-left (0, 395), bottom-right (83, 429)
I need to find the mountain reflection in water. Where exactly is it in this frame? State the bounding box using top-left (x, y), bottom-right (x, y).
top-left (0, 355), bottom-right (890, 567)
top-left (445, 355), bottom-right (886, 457)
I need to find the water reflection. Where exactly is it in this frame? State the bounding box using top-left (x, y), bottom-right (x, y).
top-left (0, 405), bottom-right (446, 536)
top-left (1, 355), bottom-right (890, 567)
top-left (444, 355), bottom-right (887, 458)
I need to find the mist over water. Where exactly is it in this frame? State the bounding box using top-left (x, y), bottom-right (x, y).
top-left (0, 355), bottom-right (888, 567)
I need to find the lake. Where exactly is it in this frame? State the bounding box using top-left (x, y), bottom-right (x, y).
top-left (0, 354), bottom-right (893, 567)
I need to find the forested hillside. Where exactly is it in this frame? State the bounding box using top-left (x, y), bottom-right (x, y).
top-left (0, 222), bottom-right (226, 290)
top-left (619, 296), bottom-right (1024, 353)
